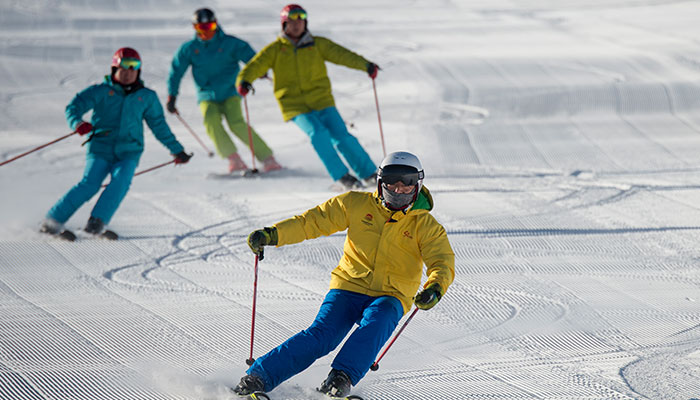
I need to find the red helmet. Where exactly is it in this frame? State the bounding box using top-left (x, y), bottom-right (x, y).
top-left (111, 47), bottom-right (141, 68)
top-left (280, 4), bottom-right (307, 24)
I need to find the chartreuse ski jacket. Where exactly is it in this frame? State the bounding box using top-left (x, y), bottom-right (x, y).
top-left (168, 28), bottom-right (256, 103)
top-left (236, 32), bottom-right (369, 121)
top-left (273, 187), bottom-right (455, 314)
top-left (65, 76), bottom-right (184, 160)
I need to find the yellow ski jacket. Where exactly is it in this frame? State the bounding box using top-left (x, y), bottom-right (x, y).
top-left (236, 32), bottom-right (369, 121)
top-left (272, 187), bottom-right (455, 314)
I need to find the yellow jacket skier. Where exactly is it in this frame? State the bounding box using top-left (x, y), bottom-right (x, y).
top-left (233, 151), bottom-right (455, 398)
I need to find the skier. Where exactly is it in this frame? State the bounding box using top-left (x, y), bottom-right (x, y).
top-left (236, 4), bottom-right (379, 190)
top-left (233, 151), bottom-right (455, 398)
top-left (39, 47), bottom-right (191, 240)
top-left (167, 8), bottom-right (282, 174)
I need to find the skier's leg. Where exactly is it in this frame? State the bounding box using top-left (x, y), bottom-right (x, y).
top-left (319, 107), bottom-right (377, 180)
top-left (222, 96), bottom-right (273, 161)
top-left (331, 295), bottom-right (404, 385)
top-left (46, 154), bottom-right (111, 224)
top-left (90, 157), bottom-right (139, 225)
top-left (246, 289), bottom-right (365, 391)
top-left (292, 111), bottom-right (349, 181)
top-left (199, 100), bottom-right (237, 158)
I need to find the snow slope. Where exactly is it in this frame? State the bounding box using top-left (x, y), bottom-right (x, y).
top-left (1, 1), bottom-right (700, 399)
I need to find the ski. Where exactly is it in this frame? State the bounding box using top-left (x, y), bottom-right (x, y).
top-left (207, 167), bottom-right (285, 180)
top-left (234, 391), bottom-right (270, 400)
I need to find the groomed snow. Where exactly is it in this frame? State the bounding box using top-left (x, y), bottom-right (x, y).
top-left (1, 1), bottom-right (700, 399)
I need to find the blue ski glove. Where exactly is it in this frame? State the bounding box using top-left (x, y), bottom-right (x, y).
top-left (247, 227), bottom-right (278, 260)
top-left (414, 283), bottom-right (442, 310)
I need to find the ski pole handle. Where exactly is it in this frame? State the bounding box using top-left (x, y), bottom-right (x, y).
top-left (174, 111), bottom-right (215, 157)
top-left (247, 254), bottom-right (261, 366)
top-left (371, 307), bottom-right (419, 371)
top-left (0, 131), bottom-right (78, 167)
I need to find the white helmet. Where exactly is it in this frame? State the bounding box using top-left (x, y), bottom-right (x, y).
top-left (377, 151), bottom-right (424, 210)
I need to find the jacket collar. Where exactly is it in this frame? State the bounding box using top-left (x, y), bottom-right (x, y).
top-left (280, 30), bottom-right (314, 48)
top-left (104, 75), bottom-right (144, 94)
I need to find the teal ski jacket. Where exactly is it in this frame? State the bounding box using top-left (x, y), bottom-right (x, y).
top-left (65, 76), bottom-right (184, 160)
top-left (168, 28), bottom-right (256, 103)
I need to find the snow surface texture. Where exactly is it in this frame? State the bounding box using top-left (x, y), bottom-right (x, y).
top-left (1, 0), bottom-right (700, 399)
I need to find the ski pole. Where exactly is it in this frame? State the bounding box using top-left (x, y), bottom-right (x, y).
top-left (101, 159), bottom-right (177, 188)
top-left (246, 253), bottom-right (261, 366)
top-left (174, 111), bottom-right (215, 158)
top-left (370, 307), bottom-right (419, 371)
top-left (242, 96), bottom-right (259, 174)
top-left (0, 131), bottom-right (78, 167)
top-left (371, 77), bottom-right (387, 158)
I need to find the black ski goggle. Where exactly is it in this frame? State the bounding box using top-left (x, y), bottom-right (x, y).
top-left (379, 165), bottom-right (424, 186)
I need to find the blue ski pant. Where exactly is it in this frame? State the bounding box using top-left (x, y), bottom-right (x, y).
top-left (247, 289), bottom-right (404, 391)
top-left (47, 153), bottom-right (139, 225)
top-left (292, 107), bottom-right (376, 181)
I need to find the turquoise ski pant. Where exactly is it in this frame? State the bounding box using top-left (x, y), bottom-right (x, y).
top-left (47, 154), bottom-right (138, 225)
top-left (292, 107), bottom-right (376, 181)
top-left (247, 289), bottom-right (404, 391)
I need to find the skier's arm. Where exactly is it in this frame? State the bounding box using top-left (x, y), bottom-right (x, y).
top-left (143, 92), bottom-right (185, 155)
top-left (65, 85), bottom-right (98, 130)
top-left (418, 218), bottom-right (455, 295)
top-left (167, 44), bottom-right (191, 97)
top-left (316, 37), bottom-right (370, 72)
top-left (273, 194), bottom-right (350, 246)
top-left (236, 39), bottom-right (257, 64)
top-left (236, 42), bottom-right (277, 87)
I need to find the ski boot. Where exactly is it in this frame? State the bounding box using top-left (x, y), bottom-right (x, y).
top-left (39, 218), bottom-right (76, 241)
top-left (362, 172), bottom-right (377, 188)
top-left (318, 369), bottom-right (352, 398)
top-left (228, 152), bottom-right (249, 174)
top-left (338, 173), bottom-right (362, 190)
top-left (262, 155), bottom-right (283, 172)
top-left (231, 374), bottom-right (269, 399)
top-left (85, 217), bottom-right (118, 240)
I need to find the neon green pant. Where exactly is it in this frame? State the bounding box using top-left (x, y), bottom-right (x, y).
top-left (199, 96), bottom-right (273, 161)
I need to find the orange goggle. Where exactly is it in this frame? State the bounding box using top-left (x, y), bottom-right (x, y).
top-left (194, 22), bottom-right (217, 32)
top-left (118, 58), bottom-right (141, 70)
top-left (287, 10), bottom-right (307, 20)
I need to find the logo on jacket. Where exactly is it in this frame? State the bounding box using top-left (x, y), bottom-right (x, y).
top-left (361, 213), bottom-right (374, 226)
top-left (137, 96), bottom-right (143, 102)
top-left (108, 90), bottom-right (115, 96)
top-left (194, 49), bottom-right (200, 54)
top-left (403, 231), bottom-right (413, 239)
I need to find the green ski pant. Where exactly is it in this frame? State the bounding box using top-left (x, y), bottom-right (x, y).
top-left (199, 96), bottom-right (273, 161)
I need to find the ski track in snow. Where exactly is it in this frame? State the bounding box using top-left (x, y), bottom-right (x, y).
top-left (2, 1), bottom-right (700, 399)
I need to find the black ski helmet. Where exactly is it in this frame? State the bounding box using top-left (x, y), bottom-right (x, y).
top-left (192, 8), bottom-right (216, 24)
top-left (377, 151), bottom-right (425, 211)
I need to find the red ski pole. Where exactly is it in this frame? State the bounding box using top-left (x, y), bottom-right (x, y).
top-left (370, 307), bottom-right (419, 371)
top-left (246, 253), bottom-right (261, 366)
top-left (242, 96), bottom-right (259, 174)
top-left (0, 131), bottom-right (78, 167)
top-left (101, 159), bottom-right (177, 188)
top-left (371, 77), bottom-right (387, 158)
top-left (174, 111), bottom-right (215, 158)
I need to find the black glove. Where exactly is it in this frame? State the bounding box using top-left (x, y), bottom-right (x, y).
top-left (166, 95), bottom-right (177, 114)
top-left (367, 62), bottom-right (380, 79)
top-left (174, 151), bottom-right (192, 164)
top-left (414, 283), bottom-right (442, 310)
top-left (247, 227), bottom-right (278, 260)
top-left (238, 81), bottom-right (254, 97)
